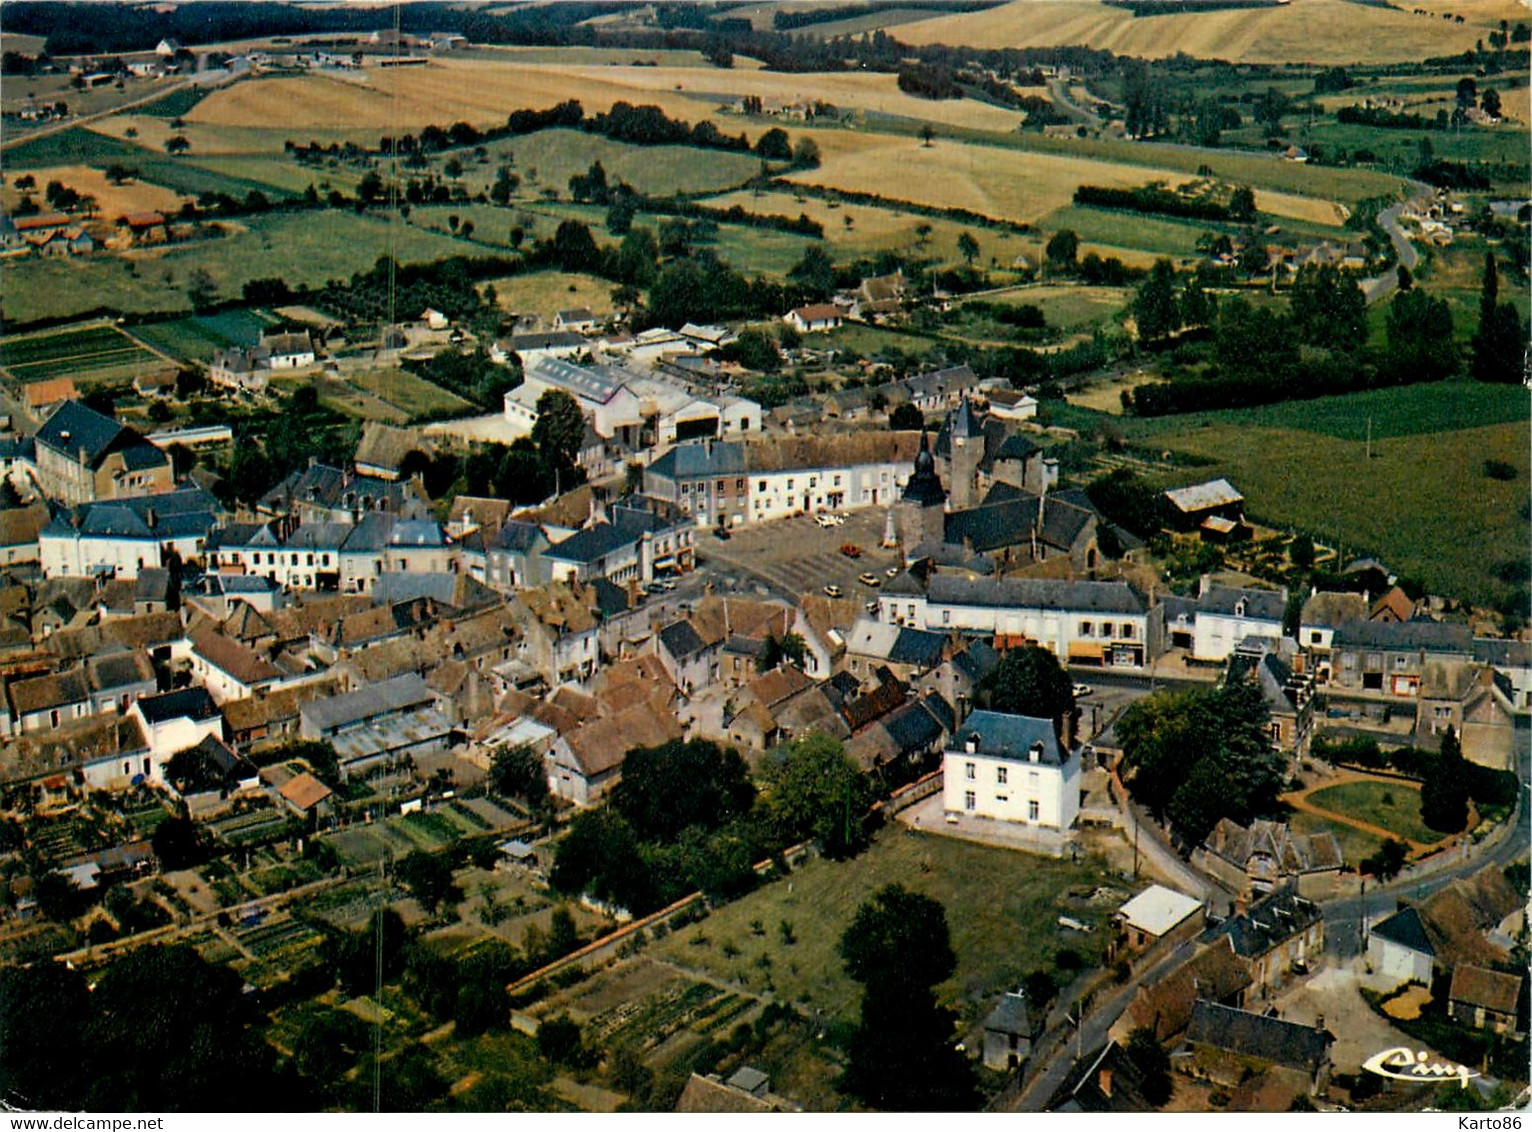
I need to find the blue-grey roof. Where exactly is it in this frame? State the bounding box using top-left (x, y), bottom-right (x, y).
top-left (647, 440), bottom-right (748, 480)
top-left (1332, 620), bottom-right (1473, 654)
top-left (953, 640), bottom-right (1001, 684)
top-left (1370, 905), bottom-right (1434, 956)
top-left (927, 574), bottom-right (1147, 615)
top-left (1185, 1002), bottom-right (1329, 1070)
top-left (388, 519), bottom-right (447, 547)
top-left (882, 696), bottom-right (946, 752)
top-left (658, 619), bottom-right (708, 661)
top-left (494, 520), bottom-right (546, 554)
top-left (951, 709), bottom-right (1064, 765)
top-left (341, 511), bottom-right (395, 552)
top-left (888, 626), bottom-right (946, 668)
top-left (35, 400), bottom-right (134, 466)
top-left (1211, 888), bottom-right (1322, 959)
top-left (529, 356), bottom-right (624, 405)
top-left (286, 522), bottom-right (351, 550)
top-left (1473, 638), bottom-right (1532, 669)
top-left (995, 434), bottom-right (1038, 462)
top-left (904, 364), bottom-right (978, 399)
top-left (0, 436), bottom-right (35, 461)
top-left (1198, 586), bottom-right (1286, 622)
top-left (44, 487), bottom-right (218, 542)
top-left (136, 686), bottom-right (219, 725)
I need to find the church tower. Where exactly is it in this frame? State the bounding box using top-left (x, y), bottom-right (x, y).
top-left (946, 394), bottom-right (983, 511)
top-left (898, 428), bottom-right (947, 557)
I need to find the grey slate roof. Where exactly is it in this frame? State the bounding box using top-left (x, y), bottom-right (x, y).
top-left (1472, 637), bottom-right (1532, 669)
top-left (1212, 888), bottom-right (1323, 959)
top-left (1185, 1002), bottom-right (1330, 1071)
top-left (44, 487), bottom-right (218, 542)
top-left (888, 626), bottom-right (946, 668)
top-left (1199, 585), bottom-right (1286, 622)
top-left (952, 709), bottom-right (1064, 766)
top-left (1371, 905), bottom-right (1435, 956)
top-left (647, 440), bottom-right (748, 480)
top-left (35, 400), bottom-right (135, 466)
top-left (1332, 620), bottom-right (1474, 654)
top-left (984, 991), bottom-right (1032, 1036)
top-left (494, 520), bottom-right (547, 553)
top-left (136, 687), bottom-right (219, 725)
top-left (658, 619), bottom-right (709, 661)
top-left (927, 573), bottom-right (1147, 615)
top-left (302, 672), bottom-right (433, 733)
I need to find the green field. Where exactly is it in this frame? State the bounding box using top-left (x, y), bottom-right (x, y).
top-left (131, 309), bottom-right (277, 361)
top-left (2, 126), bottom-right (149, 170)
top-left (2, 211), bottom-right (469, 324)
top-left (1306, 780), bottom-right (1442, 845)
top-left (349, 367), bottom-right (476, 420)
top-left (0, 323), bottom-right (165, 383)
top-left (1044, 203), bottom-right (1348, 262)
top-left (137, 85), bottom-right (212, 120)
top-left (983, 284), bottom-right (1133, 330)
top-left (1061, 382), bottom-right (1529, 607)
top-left (652, 826), bottom-right (1112, 1026)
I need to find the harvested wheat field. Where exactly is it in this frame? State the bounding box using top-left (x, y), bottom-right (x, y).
top-left (893, 0), bottom-right (1510, 65)
top-left (0, 164), bottom-right (189, 219)
top-left (787, 132), bottom-right (1196, 225)
top-left (187, 55), bottom-right (1023, 135)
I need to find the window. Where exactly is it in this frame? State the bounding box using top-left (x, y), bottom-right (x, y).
top-left (1310, 631), bottom-right (1322, 644)
top-left (1394, 656), bottom-right (1409, 670)
top-left (965, 762), bottom-right (976, 779)
top-left (964, 790), bottom-right (976, 811)
top-left (996, 766), bottom-right (1008, 784)
top-left (1121, 624), bottom-right (1135, 639)
top-left (716, 480), bottom-right (725, 493)
top-left (1028, 800), bottom-right (1040, 821)
top-left (942, 610), bottom-right (951, 625)
top-left (1079, 621), bottom-right (1093, 637)
top-left (906, 604), bottom-right (915, 619)
top-left (1433, 705), bottom-right (1452, 719)
top-left (1029, 771), bottom-right (1039, 786)
top-left (996, 794), bottom-right (1009, 803)
top-left (787, 479), bottom-right (794, 490)
top-left (307, 553), bottom-right (315, 566)
top-left (833, 475), bottom-right (841, 487)
top-left (759, 480), bottom-right (767, 491)
top-left (736, 479), bottom-right (745, 491)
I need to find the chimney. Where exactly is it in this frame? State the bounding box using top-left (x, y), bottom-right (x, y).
top-left (1098, 1068), bottom-right (1113, 1098)
top-left (1028, 741), bottom-right (1042, 763)
top-left (1234, 893), bottom-right (1248, 917)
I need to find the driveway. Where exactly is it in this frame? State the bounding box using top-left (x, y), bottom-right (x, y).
top-left (1271, 961), bottom-right (1417, 1075)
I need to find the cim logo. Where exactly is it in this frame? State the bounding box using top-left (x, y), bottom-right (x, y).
top-left (1362, 1046), bottom-right (1482, 1088)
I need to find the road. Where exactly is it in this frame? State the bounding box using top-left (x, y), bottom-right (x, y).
top-left (1361, 196), bottom-right (1428, 305)
top-left (1046, 76), bottom-right (1102, 131)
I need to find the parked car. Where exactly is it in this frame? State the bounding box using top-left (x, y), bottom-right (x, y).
top-left (840, 543), bottom-right (862, 558)
top-left (824, 584), bottom-right (843, 598)
top-left (886, 565), bottom-right (902, 578)
top-left (815, 514), bottom-right (837, 528)
top-left (858, 572), bottom-right (881, 587)
top-left (865, 600), bottom-right (880, 614)
top-left (1072, 683), bottom-right (1093, 698)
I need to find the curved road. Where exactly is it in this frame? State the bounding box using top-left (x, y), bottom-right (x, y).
top-left (1361, 196), bottom-right (1429, 304)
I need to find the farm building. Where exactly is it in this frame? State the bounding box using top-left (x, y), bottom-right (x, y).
top-left (1162, 478), bottom-right (1245, 534)
top-left (783, 303), bottom-right (843, 334)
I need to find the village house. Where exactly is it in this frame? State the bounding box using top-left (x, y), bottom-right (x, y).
top-left (882, 573), bottom-right (1162, 671)
top-left (981, 991), bottom-right (1034, 1072)
top-left (1208, 887), bottom-right (1325, 1000)
top-left (783, 303), bottom-right (842, 334)
top-left (1328, 620), bottom-right (1474, 698)
top-left (1110, 935), bottom-right (1252, 1046)
top-left (1180, 1002), bottom-right (1331, 1096)
top-left (942, 709), bottom-right (1080, 833)
top-left (1188, 583), bottom-right (1288, 663)
top-left (508, 583), bottom-right (600, 686)
top-left (23, 377), bottom-right (78, 415)
top-left (163, 734), bottom-right (260, 815)
top-left (40, 486), bottom-right (219, 580)
top-left (1298, 590), bottom-right (1368, 675)
top-left (33, 400), bottom-right (173, 505)
top-left (1413, 662), bottom-right (1516, 770)
top-left (545, 702), bottom-right (681, 807)
top-left (1197, 818), bottom-right (1342, 898)
top-left (1162, 478), bottom-right (1246, 536)
top-left (542, 498), bottom-right (694, 586)
top-left (299, 672), bottom-right (451, 778)
top-left (1226, 637), bottom-right (1316, 755)
top-left (1447, 965), bottom-right (1523, 1036)
top-left (122, 687), bottom-right (226, 786)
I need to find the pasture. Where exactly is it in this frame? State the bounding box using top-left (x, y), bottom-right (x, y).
top-left (651, 826), bottom-right (1113, 1027)
top-left (892, 0), bottom-right (1512, 64)
top-left (481, 271), bottom-right (615, 319)
top-left (0, 323), bottom-right (166, 386)
top-left (349, 367), bottom-right (476, 421)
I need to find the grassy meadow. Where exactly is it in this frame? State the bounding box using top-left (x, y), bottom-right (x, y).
top-left (1305, 781), bottom-right (1441, 846)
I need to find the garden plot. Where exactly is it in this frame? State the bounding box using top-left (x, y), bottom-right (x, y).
top-left (207, 807), bottom-right (292, 849)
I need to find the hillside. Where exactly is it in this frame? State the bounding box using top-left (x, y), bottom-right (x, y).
top-left (892, 0), bottom-right (1526, 64)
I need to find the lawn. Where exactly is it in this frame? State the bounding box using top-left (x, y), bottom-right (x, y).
top-left (1285, 809), bottom-right (1383, 867)
top-left (481, 271), bottom-right (617, 321)
top-left (1000, 284), bottom-right (1132, 330)
top-left (0, 323), bottom-right (164, 384)
top-left (1305, 781), bottom-right (1443, 846)
top-left (650, 826), bottom-right (1113, 1027)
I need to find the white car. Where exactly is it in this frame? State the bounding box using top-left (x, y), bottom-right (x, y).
top-left (815, 514), bottom-right (837, 528)
top-left (1072, 683), bottom-right (1093, 698)
top-left (886, 565), bottom-right (902, 578)
top-left (823, 584), bottom-right (843, 598)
